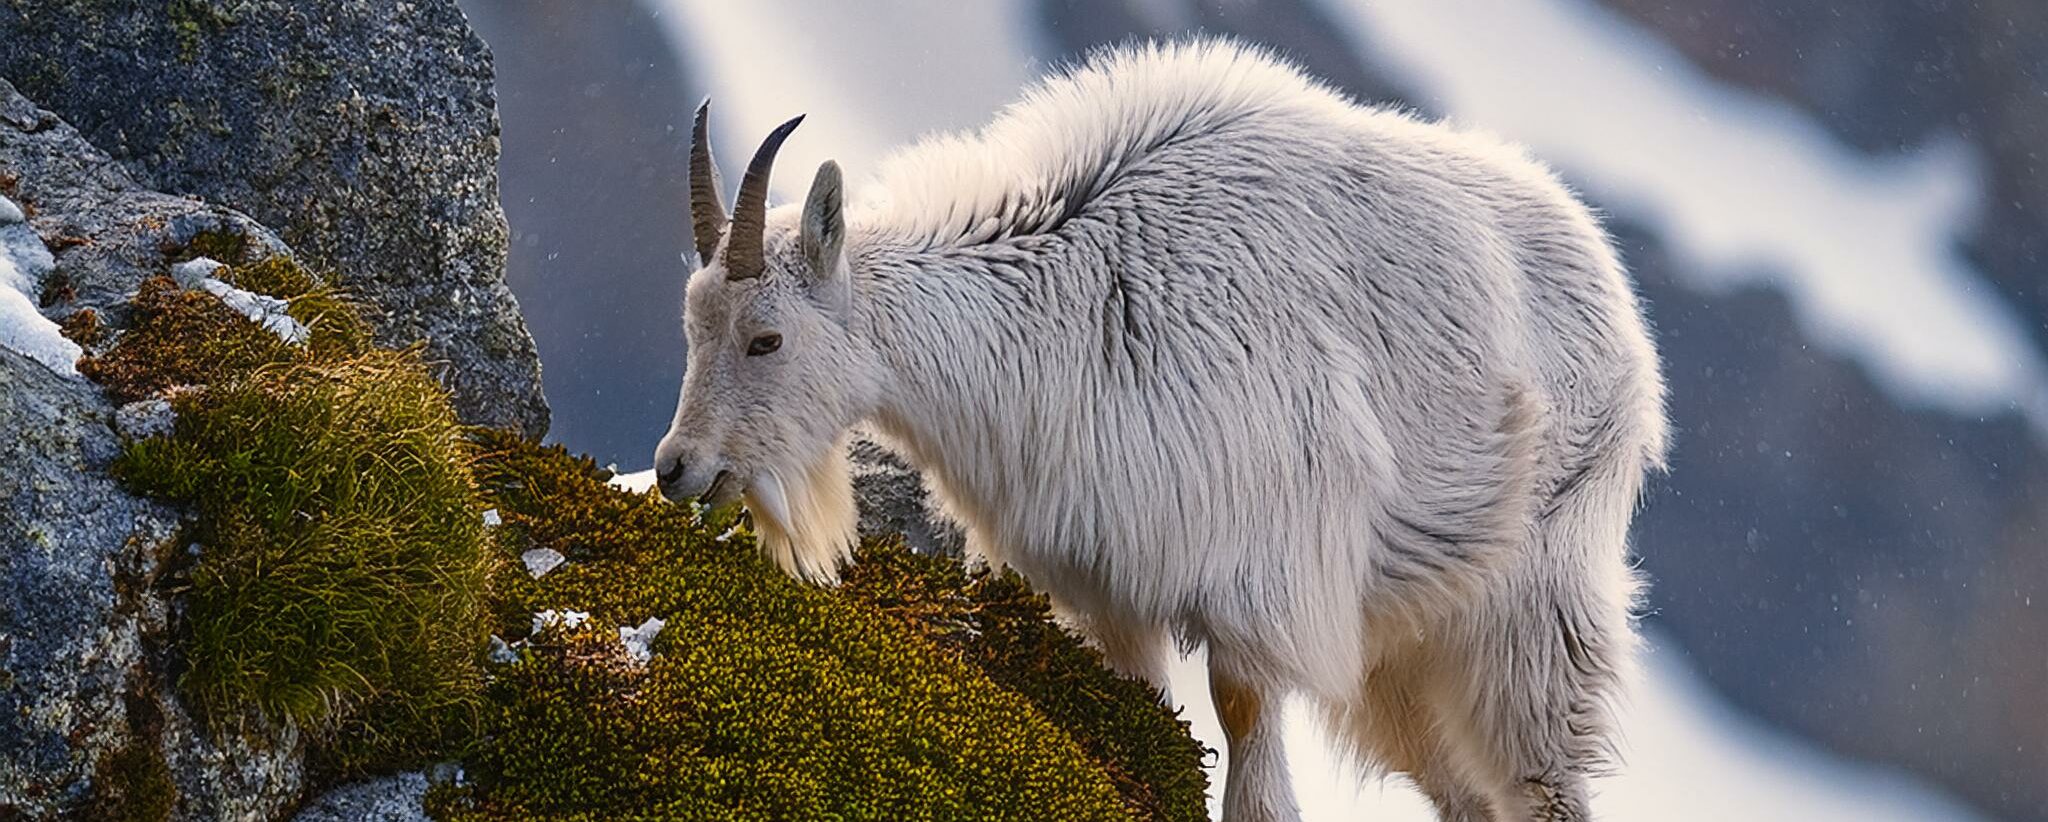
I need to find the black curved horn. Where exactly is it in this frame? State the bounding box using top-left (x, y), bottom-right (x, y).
top-left (725, 114), bottom-right (806, 280)
top-left (688, 99), bottom-right (728, 266)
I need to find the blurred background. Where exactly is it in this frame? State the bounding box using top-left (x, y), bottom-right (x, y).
top-left (453, 1), bottom-right (2045, 818)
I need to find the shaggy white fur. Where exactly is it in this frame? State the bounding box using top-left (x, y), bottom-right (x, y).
top-left (656, 39), bottom-right (1668, 822)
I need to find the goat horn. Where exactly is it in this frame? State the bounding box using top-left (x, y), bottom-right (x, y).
top-left (725, 114), bottom-right (805, 281)
top-left (688, 99), bottom-right (728, 267)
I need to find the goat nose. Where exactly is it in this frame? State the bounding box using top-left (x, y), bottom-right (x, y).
top-left (658, 458), bottom-right (687, 489)
top-left (655, 457), bottom-right (692, 501)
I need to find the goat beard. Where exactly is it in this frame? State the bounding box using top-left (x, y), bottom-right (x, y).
top-left (745, 438), bottom-right (858, 584)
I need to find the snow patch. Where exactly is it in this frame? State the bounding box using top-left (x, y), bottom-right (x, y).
top-left (170, 256), bottom-right (311, 345)
top-left (0, 204), bottom-right (80, 377)
top-left (618, 616), bottom-right (666, 664)
top-left (487, 634), bottom-right (519, 664)
top-left (607, 468), bottom-right (657, 494)
top-left (530, 609), bottom-right (591, 634)
top-left (1319, 0), bottom-right (2048, 438)
top-left (481, 508), bottom-right (502, 527)
top-left (520, 547), bottom-right (566, 579)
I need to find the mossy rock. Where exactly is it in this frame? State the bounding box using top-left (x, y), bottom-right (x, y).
top-left (96, 251), bottom-right (1208, 820)
top-left (431, 435), bottom-right (1209, 821)
top-left (106, 258), bottom-right (486, 770)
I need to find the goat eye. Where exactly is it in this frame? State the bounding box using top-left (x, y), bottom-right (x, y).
top-left (746, 333), bottom-right (782, 356)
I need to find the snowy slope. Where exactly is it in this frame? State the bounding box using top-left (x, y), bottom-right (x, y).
top-left (0, 195), bottom-right (80, 377)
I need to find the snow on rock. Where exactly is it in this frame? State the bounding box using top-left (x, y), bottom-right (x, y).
top-left (0, 197), bottom-right (80, 377)
top-left (486, 635), bottom-right (518, 665)
top-left (173, 257), bottom-right (311, 345)
top-left (619, 617), bottom-right (666, 664)
top-left (520, 547), bottom-right (565, 579)
top-left (170, 256), bottom-right (227, 286)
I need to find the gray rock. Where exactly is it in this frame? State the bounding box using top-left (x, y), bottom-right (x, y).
top-left (114, 399), bottom-right (176, 443)
top-left (0, 0), bottom-right (548, 438)
top-left (0, 78), bottom-right (291, 333)
top-left (0, 346), bottom-right (304, 820)
top-left (0, 81), bottom-right (313, 822)
top-left (292, 771), bottom-right (429, 822)
top-left (849, 437), bottom-right (964, 556)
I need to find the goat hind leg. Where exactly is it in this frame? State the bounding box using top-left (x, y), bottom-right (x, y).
top-left (1210, 659), bottom-right (1300, 822)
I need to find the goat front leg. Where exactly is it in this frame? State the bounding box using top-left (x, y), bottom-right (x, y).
top-left (1211, 661), bottom-right (1299, 822)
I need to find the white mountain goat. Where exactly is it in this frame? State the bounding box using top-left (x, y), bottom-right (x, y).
top-left (653, 40), bottom-right (1667, 822)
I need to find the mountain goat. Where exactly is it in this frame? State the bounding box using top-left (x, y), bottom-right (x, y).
top-left (654, 40), bottom-right (1667, 822)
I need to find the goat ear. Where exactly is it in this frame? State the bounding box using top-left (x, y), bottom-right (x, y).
top-left (800, 160), bottom-right (845, 277)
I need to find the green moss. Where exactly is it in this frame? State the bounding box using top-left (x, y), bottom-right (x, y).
top-left (222, 256), bottom-right (376, 360)
top-left (427, 435), bottom-right (1172, 822)
top-left (78, 259), bottom-right (370, 402)
top-left (78, 276), bottom-right (290, 403)
top-left (167, 0), bottom-right (235, 61)
top-left (842, 545), bottom-right (1211, 821)
top-left (99, 259), bottom-right (485, 777)
top-left (117, 351), bottom-right (490, 736)
top-left (89, 742), bottom-right (175, 822)
top-left (167, 228), bottom-right (252, 267)
top-left (86, 694), bottom-right (175, 822)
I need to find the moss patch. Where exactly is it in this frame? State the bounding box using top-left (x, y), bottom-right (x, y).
top-left (78, 259), bottom-right (366, 404)
top-left (79, 276), bottom-right (291, 403)
top-left (98, 253), bottom-right (481, 780)
top-left (85, 694), bottom-right (175, 822)
top-left (165, 227), bottom-right (252, 267)
top-left (425, 436), bottom-right (1184, 821)
top-left (842, 545), bottom-right (1211, 822)
top-left (118, 351), bottom-right (489, 734)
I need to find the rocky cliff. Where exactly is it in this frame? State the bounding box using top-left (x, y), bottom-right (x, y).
top-left (0, 0), bottom-right (548, 437)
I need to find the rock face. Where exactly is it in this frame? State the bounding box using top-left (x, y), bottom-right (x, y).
top-left (0, 0), bottom-right (548, 437)
top-left (0, 347), bottom-right (179, 817)
top-left (291, 772), bottom-right (430, 822)
top-left (0, 78), bottom-right (308, 821)
top-left (850, 437), bottom-right (965, 557)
